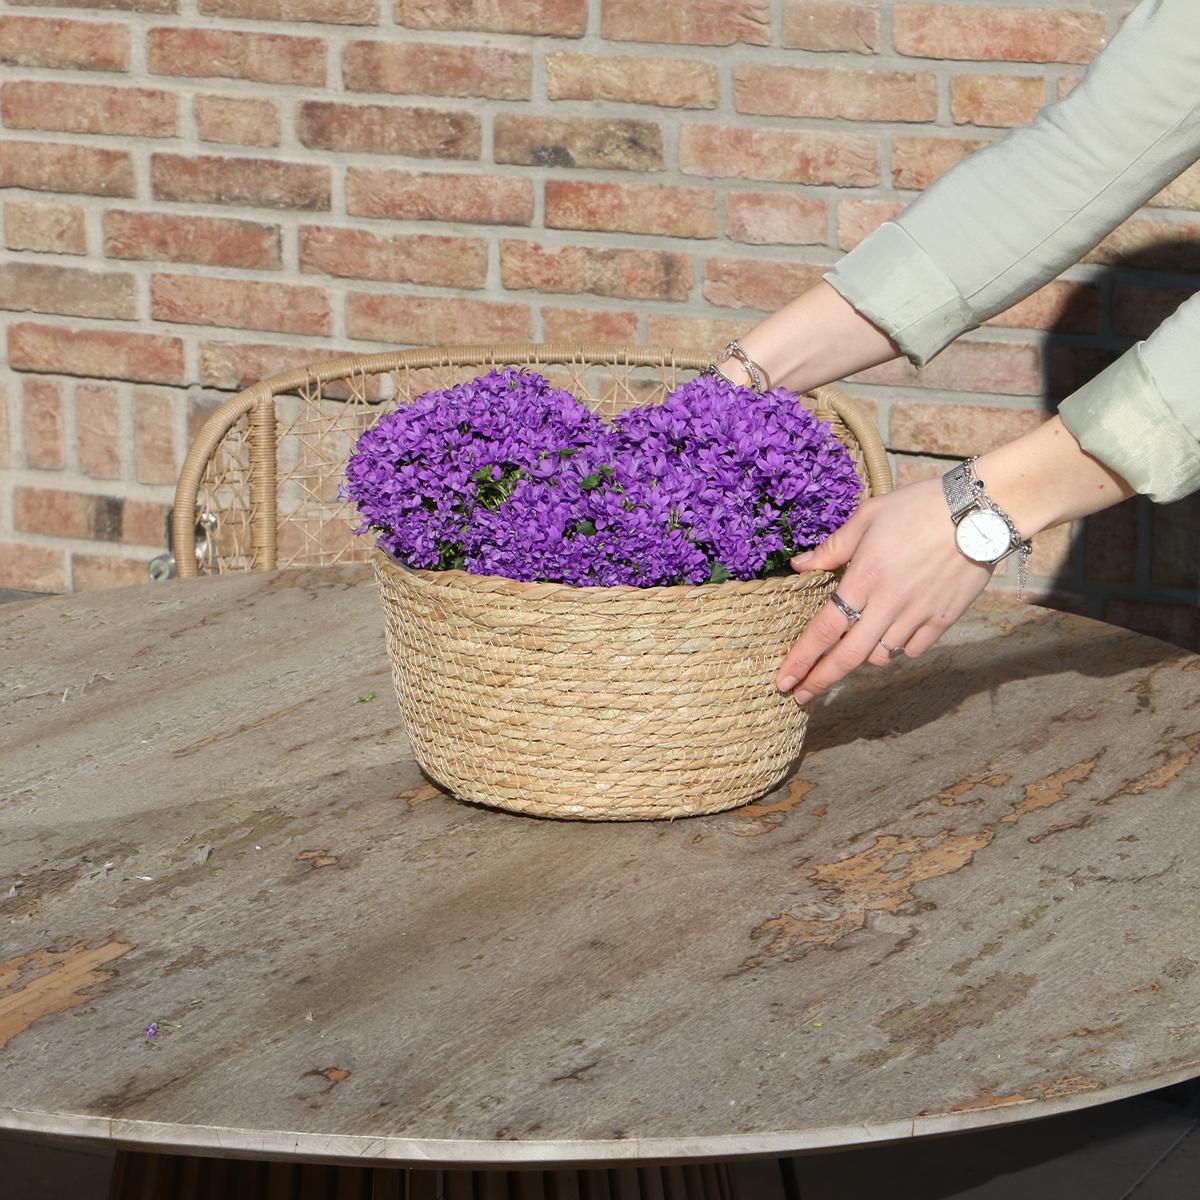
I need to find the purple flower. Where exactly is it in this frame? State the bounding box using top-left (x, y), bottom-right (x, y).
top-left (343, 368), bottom-right (863, 587)
top-left (145, 1022), bottom-right (158, 1039)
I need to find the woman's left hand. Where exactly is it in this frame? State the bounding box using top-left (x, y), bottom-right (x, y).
top-left (774, 478), bottom-right (998, 704)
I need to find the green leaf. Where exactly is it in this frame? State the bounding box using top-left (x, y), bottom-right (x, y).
top-left (353, 692), bottom-right (376, 704)
top-left (557, 448), bottom-right (579, 459)
top-left (580, 473), bottom-right (602, 490)
top-left (707, 562), bottom-right (732, 584)
top-left (574, 518), bottom-right (596, 536)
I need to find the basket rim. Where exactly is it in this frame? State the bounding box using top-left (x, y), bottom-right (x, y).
top-left (373, 546), bottom-right (836, 599)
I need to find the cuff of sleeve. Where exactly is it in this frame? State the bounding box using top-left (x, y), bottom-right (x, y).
top-left (1057, 343), bottom-right (1200, 505)
top-left (823, 221), bottom-right (979, 367)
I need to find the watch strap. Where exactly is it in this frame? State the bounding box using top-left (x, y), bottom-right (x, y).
top-left (942, 458), bottom-right (980, 522)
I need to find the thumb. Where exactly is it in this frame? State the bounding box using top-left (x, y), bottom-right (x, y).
top-left (790, 508), bottom-right (870, 573)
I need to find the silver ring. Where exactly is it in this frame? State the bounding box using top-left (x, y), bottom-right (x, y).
top-left (879, 638), bottom-right (905, 658)
top-left (830, 591), bottom-right (862, 626)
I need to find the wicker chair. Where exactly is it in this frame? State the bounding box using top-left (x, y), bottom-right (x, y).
top-left (172, 344), bottom-right (892, 579)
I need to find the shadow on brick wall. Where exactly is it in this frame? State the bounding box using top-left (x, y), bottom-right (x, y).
top-left (1040, 244), bottom-right (1200, 652)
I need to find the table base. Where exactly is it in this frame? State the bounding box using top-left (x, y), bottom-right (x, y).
top-left (108, 1150), bottom-right (747, 1199)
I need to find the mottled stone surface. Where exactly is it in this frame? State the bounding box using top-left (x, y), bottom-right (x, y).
top-left (1, 565), bottom-right (1199, 1166)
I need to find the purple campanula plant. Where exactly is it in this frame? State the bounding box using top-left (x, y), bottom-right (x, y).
top-left (342, 367), bottom-right (863, 588)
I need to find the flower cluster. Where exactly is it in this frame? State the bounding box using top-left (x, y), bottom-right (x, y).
top-left (342, 367), bottom-right (862, 587)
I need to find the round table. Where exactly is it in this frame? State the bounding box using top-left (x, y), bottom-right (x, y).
top-left (3, 565), bottom-right (1199, 1187)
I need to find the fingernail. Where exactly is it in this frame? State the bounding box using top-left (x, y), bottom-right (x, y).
top-left (778, 675), bottom-right (798, 693)
top-left (793, 690), bottom-right (813, 705)
top-left (791, 551), bottom-right (814, 566)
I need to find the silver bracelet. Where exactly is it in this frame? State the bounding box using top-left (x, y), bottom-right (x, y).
top-left (704, 340), bottom-right (771, 394)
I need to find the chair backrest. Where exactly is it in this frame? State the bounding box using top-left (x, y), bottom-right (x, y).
top-left (172, 343), bottom-right (892, 578)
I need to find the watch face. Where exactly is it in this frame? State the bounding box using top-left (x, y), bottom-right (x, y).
top-left (956, 510), bottom-right (1012, 562)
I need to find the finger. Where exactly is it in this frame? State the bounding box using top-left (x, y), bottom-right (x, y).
top-left (865, 611), bottom-right (926, 667)
top-left (790, 501), bottom-right (872, 574)
top-left (775, 588), bottom-right (861, 693)
top-left (790, 602), bottom-right (899, 703)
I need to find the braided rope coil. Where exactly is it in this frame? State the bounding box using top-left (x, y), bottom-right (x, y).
top-left (374, 386), bottom-right (887, 822)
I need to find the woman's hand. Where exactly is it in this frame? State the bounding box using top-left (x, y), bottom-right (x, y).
top-left (775, 478), bottom-right (996, 704)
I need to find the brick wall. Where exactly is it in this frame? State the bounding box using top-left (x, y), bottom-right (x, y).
top-left (1, 0), bottom-right (1197, 648)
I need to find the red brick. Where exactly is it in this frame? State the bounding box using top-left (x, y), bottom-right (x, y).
top-left (0, 141), bottom-right (135, 197)
top-left (1, 81), bottom-right (177, 137)
top-left (346, 293), bottom-right (533, 343)
top-left (104, 210), bottom-right (281, 269)
top-left (147, 27), bottom-right (325, 86)
top-left (1047, 345), bottom-right (1122, 401)
top-left (1150, 492), bottom-right (1200, 591)
top-left (298, 226), bottom-right (487, 287)
top-left (0, 379), bottom-right (9, 468)
top-left (0, 261), bottom-right (138, 320)
top-left (13, 486), bottom-right (123, 540)
top-left (1104, 600), bottom-right (1199, 653)
top-left (1025, 520), bottom-right (1073, 578)
top-left (782, 0), bottom-right (880, 53)
top-left (151, 273), bottom-right (331, 336)
top-left (836, 197), bottom-right (905, 249)
top-left (198, 0), bottom-right (378, 21)
top-left (893, 6), bottom-right (1106, 64)
top-left (736, 65), bottom-right (936, 122)
top-left (494, 115), bottom-right (662, 172)
top-left (194, 95), bottom-right (281, 147)
top-left (72, 553), bottom-right (153, 591)
top-left (602, 0), bottom-right (769, 45)
top-left (545, 180), bottom-right (717, 238)
top-left (8, 323), bottom-right (185, 385)
top-left (867, 341), bottom-right (1043, 397)
top-left (116, 499), bottom-right (165, 547)
top-left (345, 167), bottom-right (532, 225)
top-left (703, 257), bottom-right (826, 311)
top-left (984, 281), bottom-right (1099, 335)
top-left (133, 387), bottom-right (178, 484)
top-left (1083, 218), bottom-right (1200, 273)
top-left (888, 398), bottom-right (1050, 455)
top-left (1112, 284), bottom-right (1191, 340)
top-left (75, 382), bottom-right (122, 480)
top-left (501, 241), bottom-right (692, 302)
top-left (9, 0), bottom-right (173, 10)
top-left (1057, 74), bottom-right (1082, 100)
top-left (542, 307), bottom-right (639, 343)
top-left (4, 200), bottom-right (88, 255)
top-left (200, 340), bottom-right (334, 390)
top-left (0, 544), bottom-right (65, 592)
top-left (951, 73), bottom-right (1045, 128)
top-left (151, 153), bottom-right (330, 210)
top-left (1083, 496), bottom-right (1137, 585)
top-left (726, 192), bottom-right (827, 246)
top-left (546, 52), bottom-right (718, 109)
top-left (0, 15), bottom-right (129, 70)
top-left (393, 0), bottom-right (585, 36)
top-left (1150, 160), bottom-right (1200, 210)
top-left (297, 101), bottom-right (479, 159)
top-left (680, 124), bottom-right (878, 186)
top-left (645, 315), bottom-right (752, 352)
top-left (891, 135), bottom-right (990, 190)
top-left (21, 378), bottom-right (64, 470)
top-left (343, 40), bottom-right (530, 100)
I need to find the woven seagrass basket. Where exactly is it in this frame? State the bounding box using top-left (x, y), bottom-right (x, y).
top-left (371, 373), bottom-right (891, 822)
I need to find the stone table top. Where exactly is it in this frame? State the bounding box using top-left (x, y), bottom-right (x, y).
top-left (2, 564), bottom-right (1199, 1168)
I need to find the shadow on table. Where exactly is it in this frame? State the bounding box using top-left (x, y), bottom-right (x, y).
top-left (800, 616), bottom-right (1188, 759)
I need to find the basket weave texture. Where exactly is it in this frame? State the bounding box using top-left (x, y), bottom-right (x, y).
top-left (371, 373), bottom-right (890, 822)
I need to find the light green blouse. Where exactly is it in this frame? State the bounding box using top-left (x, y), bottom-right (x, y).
top-left (823, 0), bottom-right (1200, 505)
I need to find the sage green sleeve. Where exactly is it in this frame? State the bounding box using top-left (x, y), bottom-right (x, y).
top-left (823, 0), bottom-right (1200, 504)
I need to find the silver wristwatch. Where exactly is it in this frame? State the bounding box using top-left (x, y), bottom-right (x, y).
top-left (942, 457), bottom-right (1033, 598)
